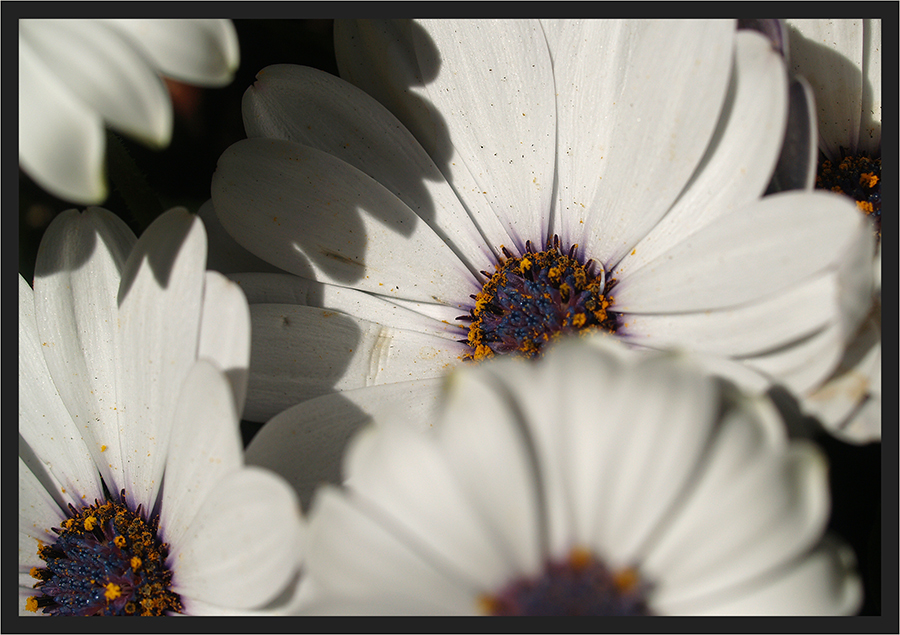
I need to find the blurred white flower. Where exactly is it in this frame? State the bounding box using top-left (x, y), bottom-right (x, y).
top-left (19, 208), bottom-right (302, 615)
top-left (295, 337), bottom-right (862, 615)
top-left (19, 19), bottom-right (240, 203)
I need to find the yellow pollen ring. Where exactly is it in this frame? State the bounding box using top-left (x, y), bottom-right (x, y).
top-left (104, 582), bottom-right (122, 601)
top-left (613, 567), bottom-right (640, 593)
top-left (860, 172), bottom-right (879, 188)
top-left (114, 535), bottom-right (126, 549)
top-left (856, 200), bottom-right (875, 214)
top-left (84, 516), bottom-right (98, 531)
top-left (26, 596), bottom-right (39, 612)
top-left (130, 556), bottom-right (142, 571)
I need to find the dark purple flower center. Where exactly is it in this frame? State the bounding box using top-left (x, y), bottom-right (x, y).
top-left (460, 237), bottom-right (618, 360)
top-left (480, 549), bottom-right (652, 616)
top-left (27, 497), bottom-right (181, 616)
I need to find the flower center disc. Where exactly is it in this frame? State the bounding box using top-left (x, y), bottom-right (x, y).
top-left (816, 152), bottom-right (881, 239)
top-left (27, 498), bottom-right (181, 616)
top-left (480, 549), bottom-right (652, 616)
top-left (462, 237), bottom-right (616, 360)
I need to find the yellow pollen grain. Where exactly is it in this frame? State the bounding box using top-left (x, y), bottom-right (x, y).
top-left (30, 567), bottom-right (41, 579)
top-left (84, 516), bottom-right (98, 531)
top-left (104, 583), bottom-right (122, 601)
top-left (114, 535), bottom-right (126, 549)
top-left (131, 556), bottom-right (142, 571)
top-left (857, 200), bottom-right (874, 214)
top-left (572, 313), bottom-right (587, 328)
top-left (476, 594), bottom-right (501, 615)
top-left (26, 597), bottom-right (39, 612)
top-left (613, 567), bottom-right (640, 593)
top-left (568, 547), bottom-right (592, 571)
top-left (100, 445), bottom-right (107, 452)
top-left (860, 172), bottom-right (879, 188)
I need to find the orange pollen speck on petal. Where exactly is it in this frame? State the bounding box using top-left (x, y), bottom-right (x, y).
top-left (100, 445), bottom-right (108, 452)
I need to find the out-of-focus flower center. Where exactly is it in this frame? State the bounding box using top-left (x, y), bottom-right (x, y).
top-left (27, 497), bottom-right (181, 616)
top-left (816, 152), bottom-right (881, 239)
top-left (478, 548), bottom-right (652, 616)
top-left (460, 236), bottom-right (618, 360)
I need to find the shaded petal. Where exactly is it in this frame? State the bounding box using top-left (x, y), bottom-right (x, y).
top-left (612, 191), bottom-right (869, 314)
top-left (644, 408), bottom-right (829, 608)
top-left (18, 33), bottom-right (106, 203)
top-left (306, 487), bottom-right (476, 614)
top-left (787, 19), bottom-right (864, 159)
top-left (765, 77), bottom-right (818, 194)
top-left (243, 64), bottom-right (503, 275)
top-left (168, 467), bottom-right (303, 610)
top-left (742, 323), bottom-right (845, 395)
top-left (669, 537), bottom-right (862, 615)
top-left (115, 209), bottom-right (206, 510)
top-left (344, 424), bottom-right (514, 592)
top-left (19, 458), bottom-right (67, 572)
top-left (243, 303), bottom-right (465, 422)
top-left (160, 361), bottom-right (243, 551)
top-left (613, 30), bottom-right (787, 276)
top-left (859, 19), bottom-right (881, 156)
top-left (33, 208), bottom-right (135, 494)
top-left (19, 275), bottom-right (102, 507)
top-left (197, 271), bottom-right (251, 416)
top-left (102, 19), bottom-right (240, 87)
top-left (212, 138), bottom-right (476, 303)
top-left (543, 19), bottom-right (734, 266)
top-left (198, 199), bottom-right (282, 275)
top-left (246, 379), bottom-right (444, 511)
top-left (20, 19), bottom-right (171, 147)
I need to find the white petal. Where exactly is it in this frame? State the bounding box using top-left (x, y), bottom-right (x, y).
top-left (436, 366), bottom-right (544, 578)
top-left (198, 199), bottom-right (282, 275)
top-left (246, 378), bottom-right (444, 510)
top-left (243, 64), bottom-right (501, 275)
top-left (20, 19), bottom-right (171, 147)
top-left (644, 413), bottom-right (829, 607)
top-left (787, 19), bottom-right (864, 159)
top-left (619, 271), bottom-right (841, 358)
top-left (612, 191), bottom-right (869, 313)
top-left (19, 458), bottom-right (67, 572)
top-left (544, 19), bottom-right (734, 266)
top-left (212, 138), bottom-right (476, 304)
top-left (33, 208), bottom-right (135, 494)
top-left (168, 467), bottom-right (303, 610)
top-left (859, 19), bottom-right (881, 155)
top-left (160, 361), bottom-right (243, 550)
top-left (243, 303), bottom-right (465, 422)
top-left (305, 487), bottom-right (476, 614)
top-left (197, 271), bottom-right (251, 416)
top-left (115, 209), bottom-right (207, 510)
top-left (670, 537), bottom-right (862, 615)
top-left (334, 19), bottom-right (519, 252)
top-left (18, 31), bottom-right (106, 203)
top-left (413, 19), bottom-right (556, 248)
top-left (612, 29), bottom-right (787, 276)
top-left (102, 19), bottom-right (240, 86)
top-left (19, 275), bottom-right (102, 507)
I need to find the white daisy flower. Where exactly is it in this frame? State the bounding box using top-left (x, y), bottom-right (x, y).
top-left (19, 207), bottom-right (303, 616)
top-left (19, 19), bottom-right (240, 204)
top-left (210, 19), bottom-right (874, 431)
top-left (295, 336), bottom-right (862, 615)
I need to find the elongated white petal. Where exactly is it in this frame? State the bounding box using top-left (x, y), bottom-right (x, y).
top-left (437, 368), bottom-right (543, 579)
top-left (306, 487), bottom-right (476, 614)
top-left (544, 19), bottom-right (734, 266)
top-left (115, 209), bottom-right (206, 511)
top-left (19, 275), bottom-right (102, 508)
top-left (244, 303), bottom-right (464, 422)
top-left (168, 467), bottom-right (303, 610)
top-left (243, 64), bottom-right (501, 275)
top-left (19, 458), bottom-right (67, 572)
top-left (612, 191), bottom-right (868, 313)
top-left (669, 537), bottom-right (862, 615)
top-left (413, 20), bottom-right (556, 248)
top-left (859, 19), bottom-right (881, 156)
top-left (246, 379), bottom-right (444, 510)
top-left (20, 19), bottom-right (171, 147)
top-left (787, 19), bottom-right (864, 159)
top-left (213, 138), bottom-right (476, 304)
top-left (613, 30), bottom-right (787, 276)
top-left (18, 33), bottom-right (106, 203)
top-left (160, 361), bottom-right (243, 550)
top-left (102, 19), bottom-right (240, 86)
top-left (197, 271), bottom-right (251, 416)
top-left (33, 208), bottom-right (135, 494)
top-left (644, 413), bottom-right (829, 607)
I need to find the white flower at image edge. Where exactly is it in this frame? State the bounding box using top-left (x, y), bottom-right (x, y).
top-left (18, 208), bottom-right (302, 616)
top-left (19, 19), bottom-right (240, 204)
top-left (295, 337), bottom-right (862, 615)
top-left (210, 19), bottom-right (874, 439)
